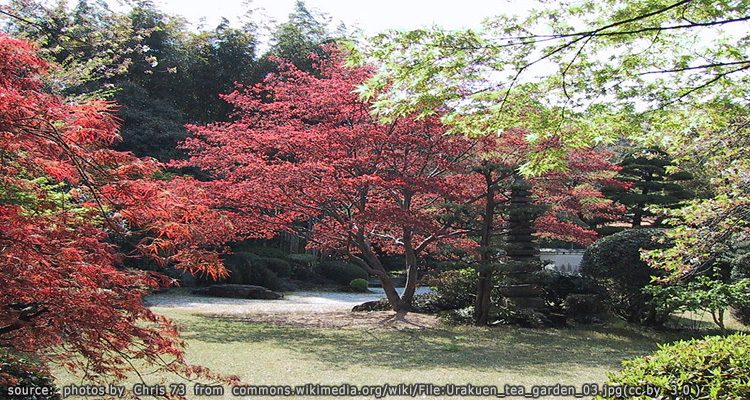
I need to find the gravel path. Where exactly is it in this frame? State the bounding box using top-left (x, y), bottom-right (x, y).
top-left (146, 287), bottom-right (430, 314)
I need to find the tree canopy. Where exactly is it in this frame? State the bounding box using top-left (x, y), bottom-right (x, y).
top-left (351, 0), bottom-right (750, 172)
top-left (603, 147), bottom-right (694, 228)
top-left (1, 0), bottom-right (749, 388)
top-left (352, 0), bottom-right (750, 280)
top-left (0, 34), bottom-right (231, 384)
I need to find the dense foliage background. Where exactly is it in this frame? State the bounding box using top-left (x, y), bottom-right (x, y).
top-left (1, 1), bottom-right (749, 398)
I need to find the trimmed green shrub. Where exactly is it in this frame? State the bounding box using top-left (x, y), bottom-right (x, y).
top-left (248, 265), bottom-right (282, 291)
top-left (425, 268), bottom-right (477, 310)
top-left (598, 334), bottom-right (750, 400)
top-left (352, 293), bottom-right (443, 313)
top-left (733, 309), bottom-right (750, 327)
top-left (288, 253), bottom-right (318, 267)
top-left (0, 351), bottom-right (60, 399)
top-left (563, 294), bottom-right (606, 323)
top-left (733, 306), bottom-right (750, 327)
top-left (245, 245), bottom-right (290, 260)
top-left (319, 261), bottom-right (368, 285)
top-left (410, 293), bottom-right (448, 313)
top-left (221, 252), bottom-right (282, 290)
top-left (349, 278), bottom-right (369, 292)
top-left (440, 307), bottom-right (475, 325)
top-left (288, 253), bottom-right (320, 280)
top-left (730, 249), bottom-right (750, 279)
top-left (581, 228), bottom-right (670, 326)
top-left (537, 270), bottom-right (603, 312)
top-left (485, 306), bottom-right (549, 328)
top-left (223, 251), bottom-right (254, 283)
top-left (262, 257), bottom-right (292, 277)
top-left (221, 264), bottom-right (239, 284)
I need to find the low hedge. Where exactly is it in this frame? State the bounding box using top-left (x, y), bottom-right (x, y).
top-left (537, 270), bottom-right (603, 312)
top-left (261, 257), bottom-right (292, 277)
top-left (287, 253), bottom-right (319, 280)
top-left (425, 268), bottom-right (477, 310)
top-left (222, 252), bottom-right (282, 290)
top-left (349, 278), bottom-right (369, 292)
top-left (243, 245), bottom-right (290, 260)
top-left (598, 334), bottom-right (750, 399)
top-left (319, 261), bottom-right (368, 285)
top-left (352, 293), bottom-right (444, 313)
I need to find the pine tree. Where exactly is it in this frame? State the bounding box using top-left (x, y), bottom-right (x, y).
top-left (605, 147), bottom-right (694, 228)
top-left (263, 0), bottom-right (331, 74)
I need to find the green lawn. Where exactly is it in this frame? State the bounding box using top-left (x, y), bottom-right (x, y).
top-left (53, 306), bottom-right (747, 399)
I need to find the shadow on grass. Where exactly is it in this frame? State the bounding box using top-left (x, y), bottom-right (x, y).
top-left (664, 313), bottom-right (748, 334)
top-left (665, 315), bottom-right (720, 332)
top-left (175, 313), bottom-right (707, 375)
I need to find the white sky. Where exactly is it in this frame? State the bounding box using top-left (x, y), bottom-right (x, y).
top-left (134, 0), bottom-right (536, 34)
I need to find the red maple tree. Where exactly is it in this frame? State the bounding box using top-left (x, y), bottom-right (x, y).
top-left (0, 35), bottom-right (228, 388)
top-left (453, 130), bottom-right (624, 245)
top-left (180, 49), bottom-right (624, 312)
top-left (453, 129), bottom-right (624, 324)
top-left (179, 50), bottom-right (479, 310)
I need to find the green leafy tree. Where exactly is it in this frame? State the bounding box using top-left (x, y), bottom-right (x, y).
top-left (647, 274), bottom-right (750, 333)
top-left (352, 1), bottom-right (749, 298)
top-left (1, 0), bottom-right (193, 161)
top-left (1, 0), bottom-right (147, 96)
top-left (113, 82), bottom-right (187, 161)
top-left (353, 0), bottom-right (750, 172)
top-left (645, 101), bottom-right (750, 278)
top-left (2, 1), bottom-right (266, 160)
top-left (113, 2), bottom-right (195, 160)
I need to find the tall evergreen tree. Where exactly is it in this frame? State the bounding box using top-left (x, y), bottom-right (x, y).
top-left (605, 148), bottom-right (694, 228)
top-left (2, 0), bottom-right (144, 96)
top-left (261, 0), bottom-right (331, 74)
top-left (2, 1), bottom-right (262, 161)
top-left (113, 82), bottom-right (187, 161)
top-left (181, 19), bottom-right (258, 123)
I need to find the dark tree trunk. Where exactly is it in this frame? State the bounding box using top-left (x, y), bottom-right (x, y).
top-left (350, 232), bottom-right (403, 310)
top-left (0, 303), bottom-right (46, 336)
top-left (399, 262), bottom-right (418, 311)
top-left (352, 242), bottom-right (413, 312)
top-left (475, 270), bottom-right (493, 325)
top-left (365, 260), bottom-right (402, 310)
top-left (349, 191), bottom-right (418, 312)
top-left (475, 171), bottom-right (497, 325)
top-left (399, 230), bottom-right (419, 312)
top-left (379, 272), bottom-right (403, 310)
top-left (632, 180), bottom-right (650, 227)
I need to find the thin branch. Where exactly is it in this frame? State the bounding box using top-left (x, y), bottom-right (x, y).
top-left (639, 60), bottom-right (750, 75)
